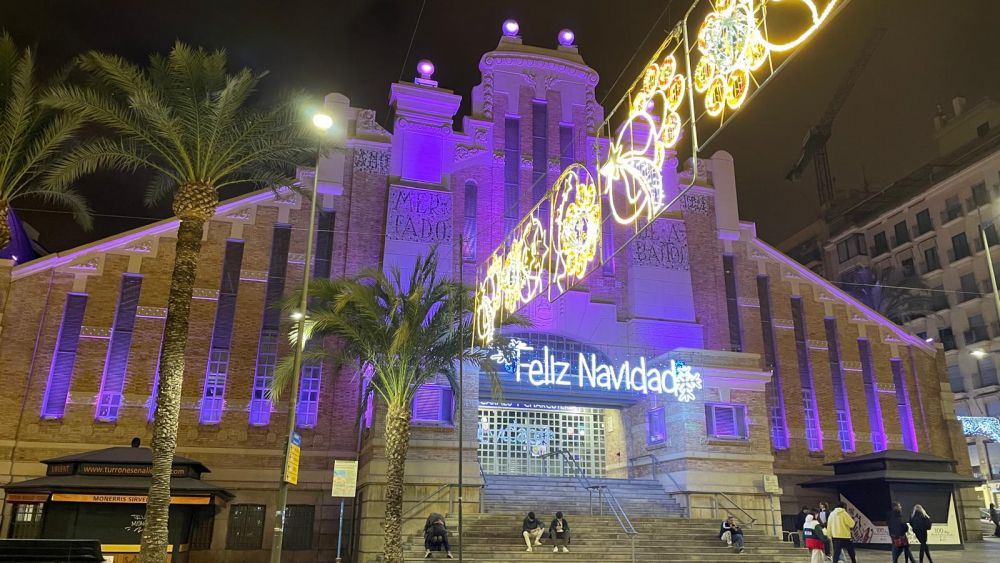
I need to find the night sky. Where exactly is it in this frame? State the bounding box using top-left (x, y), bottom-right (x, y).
top-left (2, 0), bottom-right (998, 251)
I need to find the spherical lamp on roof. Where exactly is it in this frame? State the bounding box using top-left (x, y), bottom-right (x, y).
top-left (417, 59), bottom-right (435, 79)
top-left (502, 19), bottom-right (520, 37)
top-left (558, 29), bottom-right (575, 46)
top-left (312, 113), bottom-right (333, 130)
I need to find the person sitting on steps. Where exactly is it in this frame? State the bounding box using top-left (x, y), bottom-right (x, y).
top-left (423, 512), bottom-right (454, 559)
top-left (522, 511), bottom-right (545, 552)
top-left (719, 514), bottom-right (745, 554)
top-left (549, 511), bottom-right (571, 553)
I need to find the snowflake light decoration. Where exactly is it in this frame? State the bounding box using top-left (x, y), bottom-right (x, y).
top-left (958, 416), bottom-right (1000, 442)
top-left (489, 338), bottom-right (533, 373)
top-left (671, 360), bottom-right (703, 402)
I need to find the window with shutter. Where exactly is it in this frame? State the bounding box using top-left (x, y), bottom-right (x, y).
top-left (96, 275), bottom-right (143, 421)
top-left (250, 225), bottom-right (291, 426)
top-left (705, 403), bottom-right (748, 440)
top-left (226, 504), bottom-right (265, 550)
top-left (647, 407), bottom-right (666, 444)
top-left (41, 293), bottom-right (88, 419)
top-left (199, 240), bottom-right (245, 424)
top-left (412, 385), bottom-right (453, 424)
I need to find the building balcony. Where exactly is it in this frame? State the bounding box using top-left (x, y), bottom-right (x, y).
top-left (963, 322), bottom-right (999, 345)
top-left (941, 206), bottom-right (965, 226)
top-left (919, 259), bottom-right (942, 275)
top-left (913, 223), bottom-right (934, 240)
top-left (948, 246), bottom-right (973, 263)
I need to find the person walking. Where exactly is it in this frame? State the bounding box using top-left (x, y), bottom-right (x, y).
top-left (521, 511), bottom-right (545, 552)
top-left (991, 503), bottom-right (1000, 537)
top-left (888, 502), bottom-right (915, 563)
top-left (549, 511), bottom-right (570, 553)
top-left (827, 502), bottom-right (858, 563)
top-left (908, 504), bottom-right (933, 563)
top-left (803, 513), bottom-right (829, 563)
top-left (818, 502), bottom-right (831, 559)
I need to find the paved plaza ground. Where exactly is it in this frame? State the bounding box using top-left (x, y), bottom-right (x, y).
top-left (829, 536), bottom-right (1000, 562)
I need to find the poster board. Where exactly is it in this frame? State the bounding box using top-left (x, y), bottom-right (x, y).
top-left (332, 460), bottom-right (358, 498)
top-left (840, 495), bottom-right (961, 545)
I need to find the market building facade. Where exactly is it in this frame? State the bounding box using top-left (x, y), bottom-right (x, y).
top-left (0, 24), bottom-right (981, 562)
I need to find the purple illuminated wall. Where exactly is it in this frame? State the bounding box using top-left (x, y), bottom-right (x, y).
top-left (890, 358), bottom-right (919, 451)
top-left (823, 317), bottom-right (855, 452)
top-left (791, 297), bottom-right (822, 451)
top-left (756, 275), bottom-right (789, 449)
top-left (858, 338), bottom-right (887, 450)
top-left (249, 224), bottom-right (291, 426)
top-left (41, 293), bottom-right (88, 419)
top-left (95, 274), bottom-right (143, 421)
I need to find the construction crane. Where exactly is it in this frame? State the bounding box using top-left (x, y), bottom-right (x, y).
top-left (786, 27), bottom-right (887, 207)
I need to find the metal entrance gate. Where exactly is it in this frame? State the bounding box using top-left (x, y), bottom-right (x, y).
top-left (476, 403), bottom-right (607, 478)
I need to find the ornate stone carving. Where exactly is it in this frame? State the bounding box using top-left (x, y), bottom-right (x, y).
top-left (386, 187), bottom-right (452, 244)
top-left (773, 319), bottom-right (794, 330)
top-left (354, 148), bottom-right (390, 175)
top-left (69, 258), bottom-right (99, 271)
top-left (125, 239), bottom-right (153, 253)
top-left (273, 186), bottom-right (296, 205)
top-left (842, 361), bottom-right (863, 372)
top-left (493, 149), bottom-right (505, 165)
top-left (586, 87), bottom-right (597, 133)
top-left (806, 340), bottom-right (828, 350)
top-left (454, 144), bottom-right (485, 163)
top-left (226, 208), bottom-right (252, 221)
top-left (239, 270), bottom-right (268, 282)
top-left (287, 253), bottom-right (305, 264)
top-left (481, 53), bottom-right (599, 86)
top-left (356, 109), bottom-right (390, 137)
top-left (680, 193), bottom-right (712, 215)
top-left (519, 155), bottom-right (533, 170)
top-left (474, 128), bottom-right (488, 145)
top-left (547, 157), bottom-right (562, 173)
top-left (395, 118), bottom-right (451, 136)
top-left (737, 297), bottom-right (759, 307)
top-left (630, 220), bottom-right (689, 270)
top-left (481, 72), bottom-right (495, 119)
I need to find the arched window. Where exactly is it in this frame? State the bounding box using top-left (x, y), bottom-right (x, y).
top-left (463, 180), bottom-right (478, 262)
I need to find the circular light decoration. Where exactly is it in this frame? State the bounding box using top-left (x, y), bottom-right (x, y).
top-left (553, 166), bottom-right (602, 290)
top-left (502, 19), bottom-right (520, 37)
top-left (501, 216), bottom-right (550, 313)
top-left (417, 59), bottom-right (435, 79)
top-left (558, 28), bottom-right (575, 46)
top-left (693, 0), bottom-right (839, 117)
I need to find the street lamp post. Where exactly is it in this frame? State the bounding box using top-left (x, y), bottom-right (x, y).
top-left (269, 111), bottom-right (332, 563)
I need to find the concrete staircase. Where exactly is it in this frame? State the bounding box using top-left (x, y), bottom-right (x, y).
top-left (404, 513), bottom-right (804, 562)
top-left (481, 474), bottom-right (685, 517)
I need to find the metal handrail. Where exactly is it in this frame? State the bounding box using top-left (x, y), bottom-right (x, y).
top-left (629, 453), bottom-right (690, 517)
top-left (541, 449), bottom-right (638, 563)
top-left (714, 492), bottom-right (757, 528)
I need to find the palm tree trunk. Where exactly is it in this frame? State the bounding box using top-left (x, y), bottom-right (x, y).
top-left (382, 400), bottom-right (413, 563)
top-left (140, 184), bottom-right (217, 563)
top-left (0, 200), bottom-right (11, 252)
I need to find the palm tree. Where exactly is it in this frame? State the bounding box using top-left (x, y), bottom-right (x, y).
top-left (0, 32), bottom-right (91, 250)
top-left (274, 249), bottom-right (521, 563)
top-left (44, 43), bottom-right (307, 563)
top-left (837, 266), bottom-right (933, 324)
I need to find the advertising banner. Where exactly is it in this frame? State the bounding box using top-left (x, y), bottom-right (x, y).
top-left (840, 495), bottom-right (961, 545)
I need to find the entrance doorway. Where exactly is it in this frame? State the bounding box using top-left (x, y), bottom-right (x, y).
top-left (476, 402), bottom-right (609, 478)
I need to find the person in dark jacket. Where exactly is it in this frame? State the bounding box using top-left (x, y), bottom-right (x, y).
top-left (887, 503), bottom-right (915, 563)
top-left (795, 506), bottom-right (810, 548)
top-left (719, 515), bottom-right (745, 553)
top-left (522, 511), bottom-right (544, 552)
top-left (991, 503), bottom-right (1000, 537)
top-left (549, 511), bottom-right (571, 553)
top-left (908, 504), bottom-right (933, 563)
top-left (423, 512), bottom-right (453, 559)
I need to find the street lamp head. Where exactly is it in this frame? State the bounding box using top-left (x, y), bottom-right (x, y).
top-left (558, 29), bottom-right (575, 46)
top-left (502, 19), bottom-right (520, 37)
top-left (290, 311), bottom-right (304, 321)
top-left (312, 112), bottom-right (333, 131)
top-left (972, 349), bottom-right (988, 359)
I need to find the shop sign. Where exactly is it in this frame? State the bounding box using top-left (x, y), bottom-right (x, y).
top-left (492, 339), bottom-right (702, 402)
top-left (284, 432), bottom-right (301, 485)
top-left (331, 459), bottom-right (359, 498)
top-left (4, 493), bottom-right (49, 503)
top-left (50, 493), bottom-right (209, 505)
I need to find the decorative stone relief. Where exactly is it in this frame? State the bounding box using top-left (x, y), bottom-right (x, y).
top-left (586, 87), bottom-right (597, 133)
top-left (680, 193), bottom-right (712, 215)
top-left (547, 157), bottom-right (562, 173)
top-left (630, 220), bottom-right (689, 270)
top-left (68, 258), bottom-right (100, 271)
top-left (80, 326), bottom-right (111, 339)
top-left (842, 361), bottom-right (863, 372)
top-left (773, 319), bottom-right (794, 330)
top-left (481, 54), bottom-right (599, 86)
top-left (806, 340), bottom-right (828, 350)
top-left (239, 270), bottom-right (268, 282)
top-left (136, 306), bottom-right (167, 319)
top-left (192, 288), bottom-right (219, 300)
top-left (273, 186), bottom-right (296, 205)
top-left (356, 109), bottom-right (390, 138)
top-left (737, 297), bottom-right (759, 308)
top-left (493, 149), bottom-right (505, 165)
top-left (474, 128), bottom-right (488, 145)
top-left (287, 253), bottom-right (305, 265)
top-left (519, 155), bottom-right (533, 170)
top-left (354, 148), bottom-right (390, 175)
top-left (395, 118), bottom-right (451, 136)
top-left (125, 239), bottom-right (153, 253)
top-left (481, 72), bottom-right (495, 119)
top-left (226, 208), bottom-right (252, 221)
top-left (386, 187), bottom-right (452, 244)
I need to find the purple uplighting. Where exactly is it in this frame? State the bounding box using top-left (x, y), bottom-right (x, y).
top-left (417, 59), bottom-right (435, 79)
top-left (558, 28), bottom-right (575, 46)
top-left (502, 19), bottom-right (520, 37)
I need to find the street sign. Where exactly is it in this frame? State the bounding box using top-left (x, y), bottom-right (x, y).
top-left (331, 459), bottom-right (358, 497)
top-left (284, 432), bottom-right (301, 485)
top-left (763, 474), bottom-right (781, 494)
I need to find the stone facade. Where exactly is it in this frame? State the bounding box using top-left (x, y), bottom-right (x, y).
top-left (0, 24), bottom-right (979, 563)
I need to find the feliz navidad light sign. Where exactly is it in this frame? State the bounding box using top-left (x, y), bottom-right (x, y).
top-left (491, 339), bottom-right (703, 402)
top-left (474, 0), bottom-right (842, 345)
